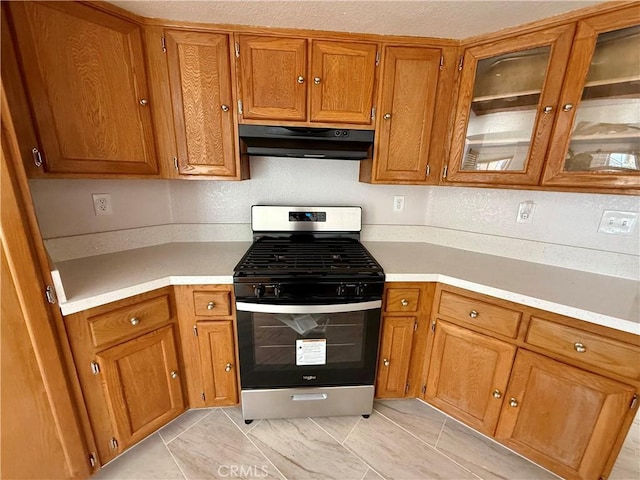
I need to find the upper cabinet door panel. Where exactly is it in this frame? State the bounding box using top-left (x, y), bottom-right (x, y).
top-left (543, 8), bottom-right (640, 189)
top-left (237, 35), bottom-right (307, 121)
top-left (447, 25), bottom-right (575, 185)
top-left (7, 2), bottom-right (158, 175)
top-left (310, 40), bottom-right (377, 124)
top-left (165, 30), bottom-right (237, 177)
top-left (374, 46), bottom-right (441, 183)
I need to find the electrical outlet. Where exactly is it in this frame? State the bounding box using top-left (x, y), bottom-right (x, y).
top-left (598, 210), bottom-right (638, 235)
top-left (393, 195), bottom-right (405, 212)
top-left (516, 201), bottom-right (535, 224)
top-left (92, 193), bottom-right (112, 216)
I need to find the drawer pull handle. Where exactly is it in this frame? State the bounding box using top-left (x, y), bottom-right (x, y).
top-left (400, 299), bottom-right (409, 306)
top-left (469, 310), bottom-right (479, 319)
top-left (225, 363), bottom-right (232, 372)
top-left (314, 77), bottom-right (321, 85)
top-left (383, 358), bottom-right (390, 367)
top-left (509, 397), bottom-right (518, 408)
top-left (574, 342), bottom-right (587, 353)
top-left (221, 104), bottom-right (230, 112)
top-left (492, 389), bottom-right (502, 399)
top-left (297, 75), bottom-right (305, 84)
top-left (170, 370), bottom-right (178, 379)
top-left (130, 317), bottom-right (140, 326)
top-left (207, 301), bottom-right (216, 310)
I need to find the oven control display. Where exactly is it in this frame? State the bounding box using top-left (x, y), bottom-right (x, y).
top-left (289, 211), bottom-right (326, 222)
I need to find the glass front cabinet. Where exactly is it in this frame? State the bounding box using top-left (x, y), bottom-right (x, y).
top-left (447, 6), bottom-right (640, 191)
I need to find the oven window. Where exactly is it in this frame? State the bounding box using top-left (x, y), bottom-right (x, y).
top-left (253, 312), bottom-right (365, 367)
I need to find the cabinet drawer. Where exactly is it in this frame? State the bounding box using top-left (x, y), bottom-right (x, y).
top-left (384, 288), bottom-right (420, 312)
top-left (526, 317), bottom-right (640, 380)
top-left (193, 291), bottom-right (232, 316)
top-left (438, 291), bottom-right (521, 338)
top-left (88, 295), bottom-right (172, 348)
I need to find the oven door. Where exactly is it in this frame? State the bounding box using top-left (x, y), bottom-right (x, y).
top-left (236, 301), bottom-right (382, 389)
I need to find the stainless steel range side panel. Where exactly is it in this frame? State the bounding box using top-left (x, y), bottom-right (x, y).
top-left (241, 386), bottom-right (374, 420)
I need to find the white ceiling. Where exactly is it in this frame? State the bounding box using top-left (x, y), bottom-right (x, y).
top-left (109, 1), bottom-right (604, 40)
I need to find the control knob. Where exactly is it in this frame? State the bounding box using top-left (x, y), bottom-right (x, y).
top-left (273, 284), bottom-right (282, 298)
top-left (337, 284), bottom-right (345, 296)
top-left (254, 284), bottom-right (265, 298)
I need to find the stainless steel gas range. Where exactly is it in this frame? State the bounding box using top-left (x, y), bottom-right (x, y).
top-left (233, 206), bottom-right (385, 423)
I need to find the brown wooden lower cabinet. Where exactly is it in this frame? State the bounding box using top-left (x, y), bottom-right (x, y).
top-left (425, 321), bottom-right (516, 435)
top-left (64, 288), bottom-right (185, 464)
top-left (495, 350), bottom-right (636, 480)
top-left (196, 320), bottom-right (239, 405)
top-left (376, 316), bottom-right (416, 398)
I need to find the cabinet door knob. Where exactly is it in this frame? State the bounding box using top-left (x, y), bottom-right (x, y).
top-left (225, 363), bottom-right (232, 372)
top-left (400, 299), bottom-right (409, 306)
top-left (492, 389), bottom-right (502, 399)
top-left (314, 77), bottom-right (321, 85)
top-left (574, 342), bottom-right (587, 353)
top-left (509, 397), bottom-right (518, 407)
top-left (139, 99), bottom-right (149, 106)
top-left (383, 358), bottom-right (390, 367)
top-left (207, 301), bottom-right (215, 310)
top-left (170, 370), bottom-right (179, 379)
top-left (130, 317), bottom-right (140, 326)
top-left (562, 103), bottom-right (574, 112)
top-left (383, 113), bottom-right (392, 120)
top-left (469, 310), bottom-right (479, 319)
top-left (221, 104), bottom-right (229, 112)
top-left (297, 75), bottom-right (305, 84)
top-left (542, 106), bottom-right (553, 114)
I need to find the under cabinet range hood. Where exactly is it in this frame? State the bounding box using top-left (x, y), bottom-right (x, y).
top-left (238, 125), bottom-right (374, 160)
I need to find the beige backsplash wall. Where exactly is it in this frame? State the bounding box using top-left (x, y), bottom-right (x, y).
top-left (28, 157), bottom-right (639, 277)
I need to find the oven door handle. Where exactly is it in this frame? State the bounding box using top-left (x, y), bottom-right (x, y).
top-left (235, 300), bottom-right (382, 314)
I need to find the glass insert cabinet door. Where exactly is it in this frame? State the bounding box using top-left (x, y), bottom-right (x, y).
top-left (543, 7), bottom-right (640, 190)
top-left (447, 25), bottom-right (575, 185)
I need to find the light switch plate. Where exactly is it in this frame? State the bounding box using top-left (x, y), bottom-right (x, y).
top-left (598, 210), bottom-right (638, 235)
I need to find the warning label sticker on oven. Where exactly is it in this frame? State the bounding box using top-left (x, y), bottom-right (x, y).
top-left (296, 339), bottom-right (326, 366)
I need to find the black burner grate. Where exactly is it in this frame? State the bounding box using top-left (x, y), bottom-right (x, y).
top-left (234, 237), bottom-right (383, 276)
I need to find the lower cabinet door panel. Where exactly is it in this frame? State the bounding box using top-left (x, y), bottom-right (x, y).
top-left (197, 320), bottom-right (239, 405)
top-left (97, 325), bottom-right (184, 449)
top-left (495, 350), bottom-right (636, 480)
top-left (425, 321), bottom-right (516, 435)
top-left (376, 316), bottom-right (416, 398)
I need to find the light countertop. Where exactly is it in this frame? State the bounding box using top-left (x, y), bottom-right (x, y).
top-left (52, 241), bottom-right (640, 335)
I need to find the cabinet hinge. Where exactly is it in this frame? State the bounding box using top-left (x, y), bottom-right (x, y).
top-left (458, 56), bottom-right (464, 71)
top-left (109, 437), bottom-right (118, 450)
top-left (173, 157), bottom-right (179, 171)
top-left (414, 321), bottom-right (418, 332)
top-left (439, 55), bottom-right (444, 71)
top-left (193, 325), bottom-right (198, 337)
top-left (88, 452), bottom-right (97, 468)
top-left (421, 385), bottom-right (427, 395)
top-left (630, 394), bottom-right (638, 410)
top-left (234, 42), bottom-right (240, 58)
top-left (161, 36), bottom-right (167, 53)
top-left (442, 165), bottom-right (448, 178)
top-left (201, 392), bottom-right (206, 401)
top-left (426, 164), bottom-right (430, 177)
top-left (371, 106), bottom-right (376, 120)
top-left (90, 361), bottom-right (100, 375)
top-left (431, 320), bottom-right (436, 332)
top-left (237, 99), bottom-right (243, 115)
top-left (32, 147), bottom-right (44, 168)
top-left (375, 50), bottom-right (380, 66)
top-left (405, 382), bottom-right (410, 393)
top-left (45, 285), bottom-right (57, 304)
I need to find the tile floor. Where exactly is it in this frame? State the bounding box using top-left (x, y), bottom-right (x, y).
top-left (93, 399), bottom-right (639, 480)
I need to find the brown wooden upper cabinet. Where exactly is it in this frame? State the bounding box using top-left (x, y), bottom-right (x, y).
top-left (446, 24), bottom-right (575, 185)
top-left (236, 35), bottom-right (378, 126)
top-left (542, 7), bottom-right (640, 190)
top-left (164, 30), bottom-right (241, 178)
top-left (6, 2), bottom-right (159, 176)
top-left (361, 45), bottom-right (454, 184)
